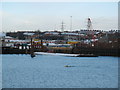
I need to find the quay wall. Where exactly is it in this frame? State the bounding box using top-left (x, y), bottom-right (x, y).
top-left (1, 46), bottom-right (119, 57)
top-left (72, 47), bottom-right (119, 56)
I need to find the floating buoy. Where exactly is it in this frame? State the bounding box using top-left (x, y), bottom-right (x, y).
top-left (31, 54), bottom-right (35, 58)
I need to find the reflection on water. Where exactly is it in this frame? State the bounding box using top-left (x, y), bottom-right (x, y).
top-left (2, 54), bottom-right (118, 88)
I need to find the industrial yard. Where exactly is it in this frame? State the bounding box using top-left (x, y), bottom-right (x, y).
top-left (1, 29), bottom-right (119, 56)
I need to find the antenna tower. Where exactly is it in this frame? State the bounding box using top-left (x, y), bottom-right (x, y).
top-left (61, 21), bottom-right (65, 32)
top-left (70, 16), bottom-right (72, 31)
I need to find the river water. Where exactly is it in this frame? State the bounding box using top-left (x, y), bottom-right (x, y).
top-left (2, 54), bottom-right (118, 88)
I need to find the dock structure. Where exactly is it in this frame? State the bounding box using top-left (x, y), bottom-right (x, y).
top-left (1, 29), bottom-right (119, 56)
top-left (1, 39), bottom-right (48, 54)
top-left (30, 38), bottom-right (35, 58)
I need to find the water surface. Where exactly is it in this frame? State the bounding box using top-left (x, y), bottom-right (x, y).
top-left (2, 54), bottom-right (118, 88)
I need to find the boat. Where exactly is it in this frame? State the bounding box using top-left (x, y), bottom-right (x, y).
top-left (34, 52), bottom-right (80, 57)
top-left (34, 52), bottom-right (98, 57)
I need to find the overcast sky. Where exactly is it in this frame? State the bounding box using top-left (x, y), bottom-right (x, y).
top-left (1, 2), bottom-right (118, 32)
